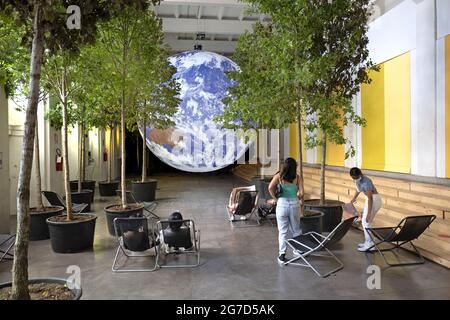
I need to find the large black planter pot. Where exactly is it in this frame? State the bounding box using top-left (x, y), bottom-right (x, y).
top-left (104, 204), bottom-right (144, 236)
top-left (29, 206), bottom-right (65, 241)
top-left (70, 180), bottom-right (96, 200)
top-left (98, 181), bottom-right (119, 197)
top-left (47, 214), bottom-right (97, 254)
top-left (132, 180), bottom-right (157, 202)
top-left (0, 278), bottom-right (82, 300)
top-left (304, 199), bottom-right (344, 233)
top-left (71, 190), bottom-right (93, 212)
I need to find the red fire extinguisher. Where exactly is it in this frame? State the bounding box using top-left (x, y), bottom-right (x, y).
top-left (55, 148), bottom-right (63, 171)
top-left (103, 150), bottom-right (108, 162)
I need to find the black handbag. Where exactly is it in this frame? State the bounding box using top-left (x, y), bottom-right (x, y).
top-left (275, 176), bottom-right (283, 198)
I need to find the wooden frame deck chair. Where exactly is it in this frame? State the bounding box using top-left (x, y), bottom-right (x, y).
top-left (365, 215), bottom-right (436, 267)
top-left (42, 191), bottom-right (88, 214)
top-left (112, 216), bottom-right (159, 272)
top-left (284, 217), bottom-right (356, 278)
top-left (227, 190), bottom-right (260, 227)
top-left (116, 190), bottom-right (159, 220)
top-left (156, 219), bottom-right (200, 268)
top-left (0, 234), bottom-right (15, 263)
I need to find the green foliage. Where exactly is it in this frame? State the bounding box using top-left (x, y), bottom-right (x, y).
top-left (217, 0), bottom-right (316, 132)
top-left (0, 13), bottom-right (30, 98)
top-left (299, 0), bottom-right (376, 159)
top-left (91, 5), bottom-right (180, 131)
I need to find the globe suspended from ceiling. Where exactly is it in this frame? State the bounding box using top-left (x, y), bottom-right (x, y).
top-left (140, 51), bottom-right (253, 173)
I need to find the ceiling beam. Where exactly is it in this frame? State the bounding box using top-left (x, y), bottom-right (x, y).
top-left (161, 17), bottom-right (253, 34)
top-left (164, 38), bottom-right (238, 54)
top-left (217, 6), bottom-right (224, 20)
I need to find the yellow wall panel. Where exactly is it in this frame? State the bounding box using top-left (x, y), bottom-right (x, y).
top-left (446, 36), bottom-right (450, 178)
top-left (384, 53), bottom-right (411, 173)
top-left (361, 65), bottom-right (385, 170)
top-left (289, 122), bottom-right (307, 163)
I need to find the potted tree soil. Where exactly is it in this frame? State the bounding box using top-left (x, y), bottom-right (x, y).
top-left (0, 278), bottom-right (82, 300)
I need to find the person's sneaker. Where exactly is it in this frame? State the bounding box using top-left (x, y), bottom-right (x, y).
top-left (277, 254), bottom-right (286, 265)
top-left (240, 216), bottom-right (247, 220)
top-left (357, 243), bottom-right (366, 248)
top-left (293, 250), bottom-right (302, 257)
top-left (357, 243), bottom-right (375, 252)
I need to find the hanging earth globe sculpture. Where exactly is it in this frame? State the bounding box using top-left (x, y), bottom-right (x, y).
top-left (140, 51), bottom-right (253, 173)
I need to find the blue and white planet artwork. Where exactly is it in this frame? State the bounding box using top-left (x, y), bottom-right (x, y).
top-left (140, 51), bottom-right (253, 173)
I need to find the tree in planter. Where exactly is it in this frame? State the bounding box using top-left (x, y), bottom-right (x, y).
top-left (130, 52), bottom-right (180, 186)
top-left (301, 0), bottom-right (376, 206)
top-left (217, 0), bottom-right (317, 213)
top-left (0, 12), bottom-right (54, 218)
top-left (0, 0), bottom-right (152, 300)
top-left (94, 5), bottom-right (175, 212)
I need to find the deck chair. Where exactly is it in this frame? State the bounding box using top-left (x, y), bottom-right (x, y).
top-left (0, 234), bottom-right (15, 263)
top-left (365, 215), bottom-right (436, 267)
top-left (284, 216), bottom-right (356, 278)
top-left (156, 219), bottom-right (200, 268)
top-left (112, 216), bottom-right (158, 272)
top-left (42, 191), bottom-right (88, 214)
top-left (227, 191), bottom-right (260, 227)
top-left (116, 190), bottom-right (159, 220)
top-left (255, 180), bottom-right (277, 226)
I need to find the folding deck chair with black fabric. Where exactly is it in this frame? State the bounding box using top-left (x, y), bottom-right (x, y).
top-left (42, 191), bottom-right (88, 214)
top-left (112, 216), bottom-right (159, 272)
top-left (365, 215), bottom-right (436, 267)
top-left (255, 180), bottom-right (277, 226)
top-left (116, 190), bottom-right (159, 220)
top-left (156, 219), bottom-right (200, 268)
top-left (227, 191), bottom-right (260, 227)
top-left (284, 216), bottom-right (356, 278)
top-left (0, 234), bottom-right (15, 263)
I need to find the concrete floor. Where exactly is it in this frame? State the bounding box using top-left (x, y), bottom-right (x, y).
top-left (1, 173), bottom-right (449, 300)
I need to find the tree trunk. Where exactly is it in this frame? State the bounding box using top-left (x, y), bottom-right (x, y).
top-left (11, 0), bottom-right (45, 300)
top-left (320, 132), bottom-right (327, 205)
top-left (62, 67), bottom-right (73, 221)
top-left (78, 123), bottom-right (82, 193)
top-left (34, 121), bottom-right (44, 211)
top-left (108, 125), bottom-right (114, 183)
top-left (141, 121), bottom-right (147, 182)
top-left (296, 111), bottom-right (305, 216)
top-left (81, 123), bottom-right (86, 183)
top-left (120, 100), bottom-right (127, 209)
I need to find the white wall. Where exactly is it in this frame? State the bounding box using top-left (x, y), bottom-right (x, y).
top-left (367, 0), bottom-right (416, 65)
top-left (349, 0), bottom-right (448, 178)
top-left (0, 87), bottom-right (10, 233)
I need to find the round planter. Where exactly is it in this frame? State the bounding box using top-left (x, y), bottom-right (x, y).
top-left (104, 204), bottom-right (144, 236)
top-left (98, 181), bottom-right (119, 197)
top-left (70, 180), bottom-right (96, 200)
top-left (29, 206), bottom-right (65, 241)
top-left (71, 190), bottom-right (93, 212)
top-left (300, 210), bottom-right (324, 234)
top-left (131, 180), bottom-right (157, 202)
top-left (0, 278), bottom-right (82, 300)
top-left (304, 199), bottom-right (344, 233)
top-left (47, 214), bottom-right (97, 253)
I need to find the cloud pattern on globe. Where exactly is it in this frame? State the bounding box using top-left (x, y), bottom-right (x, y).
top-left (141, 51), bottom-right (252, 172)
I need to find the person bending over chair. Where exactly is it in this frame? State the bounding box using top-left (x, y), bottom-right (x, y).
top-left (227, 185), bottom-right (256, 221)
top-left (349, 167), bottom-right (382, 252)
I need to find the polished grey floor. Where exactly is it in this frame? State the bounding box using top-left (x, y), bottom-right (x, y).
top-left (1, 173), bottom-right (449, 300)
